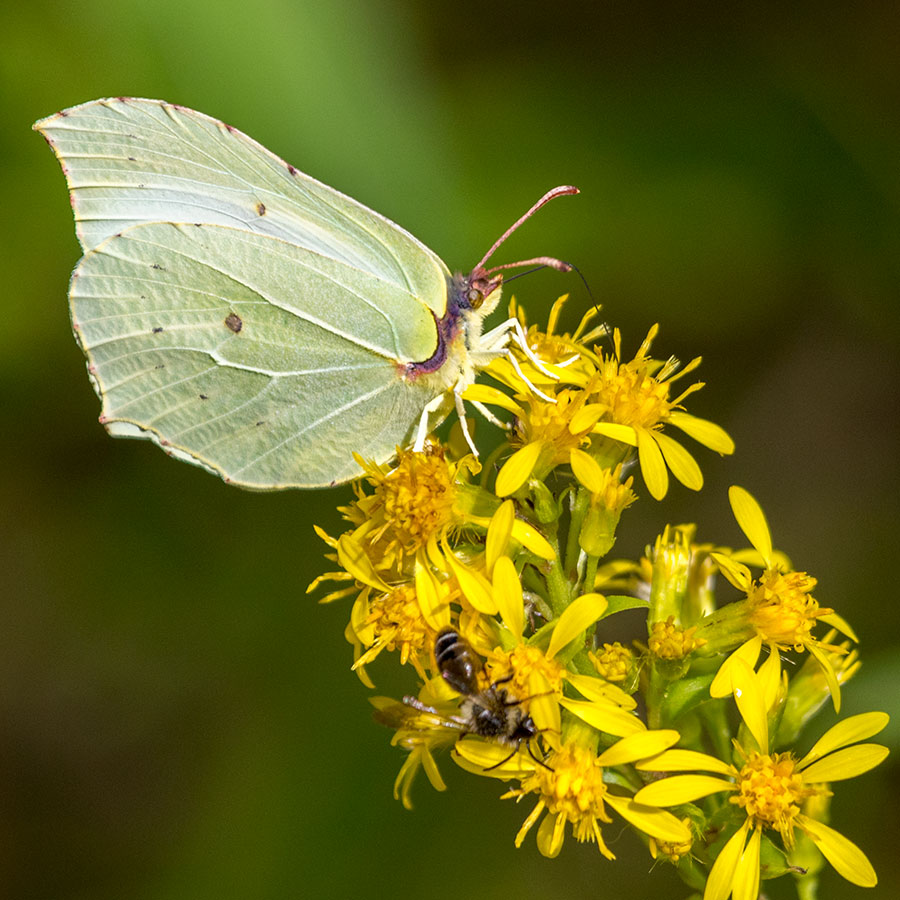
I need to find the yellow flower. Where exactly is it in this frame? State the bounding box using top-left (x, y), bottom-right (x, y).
top-left (466, 310), bottom-right (733, 501)
top-left (635, 664), bottom-right (889, 897)
top-left (588, 641), bottom-right (635, 684)
top-left (590, 325), bottom-right (735, 500)
top-left (458, 728), bottom-right (689, 859)
top-left (648, 615), bottom-right (706, 659)
top-left (349, 444), bottom-right (477, 569)
top-left (708, 486), bottom-right (856, 711)
top-left (485, 381), bottom-right (608, 498)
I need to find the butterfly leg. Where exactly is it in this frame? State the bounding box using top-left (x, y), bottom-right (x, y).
top-left (470, 400), bottom-right (510, 432)
top-left (453, 387), bottom-right (480, 457)
top-left (412, 392), bottom-right (449, 452)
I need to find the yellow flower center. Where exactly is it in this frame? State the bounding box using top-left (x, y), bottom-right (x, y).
top-left (732, 751), bottom-right (812, 845)
top-left (489, 644), bottom-right (566, 699)
top-left (594, 357), bottom-right (672, 430)
top-left (589, 642), bottom-right (633, 682)
top-left (748, 569), bottom-right (829, 650)
top-left (367, 584), bottom-right (432, 665)
top-left (648, 616), bottom-right (706, 659)
top-left (524, 743), bottom-right (612, 840)
top-left (589, 464), bottom-right (636, 514)
top-left (649, 818), bottom-right (694, 863)
top-left (374, 448), bottom-right (457, 553)
top-left (514, 388), bottom-right (594, 462)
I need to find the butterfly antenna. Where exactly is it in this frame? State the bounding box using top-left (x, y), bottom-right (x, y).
top-left (476, 185), bottom-right (579, 274)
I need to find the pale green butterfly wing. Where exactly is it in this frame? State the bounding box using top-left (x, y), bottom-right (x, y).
top-left (34, 97), bottom-right (450, 314)
top-left (70, 221), bottom-right (443, 488)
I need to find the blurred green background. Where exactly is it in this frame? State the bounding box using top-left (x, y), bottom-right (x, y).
top-left (2, 2), bottom-right (899, 898)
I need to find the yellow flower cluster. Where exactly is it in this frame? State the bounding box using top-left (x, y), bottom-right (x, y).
top-left (310, 297), bottom-right (887, 898)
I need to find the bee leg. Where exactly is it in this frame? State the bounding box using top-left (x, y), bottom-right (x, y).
top-left (526, 739), bottom-right (554, 772)
top-left (481, 745), bottom-right (519, 772)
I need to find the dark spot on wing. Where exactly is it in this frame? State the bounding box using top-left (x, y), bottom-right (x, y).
top-left (255, 421), bottom-right (265, 427)
top-left (225, 123), bottom-right (236, 133)
top-left (152, 326), bottom-right (163, 334)
top-left (58, 109), bottom-right (69, 117)
top-left (127, 156), bottom-right (136, 162)
top-left (150, 263), bottom-right (164, 270)
top-left (225, 313), bottom-right (243, 333)
top-left (256, 202), bottom-right (266, 216)
top-left (287, 164), bottom-right (298, 176)
top-left (155, 364), bottom-right (165, 369)
top-left (199, 394), bottom-right (208, 400)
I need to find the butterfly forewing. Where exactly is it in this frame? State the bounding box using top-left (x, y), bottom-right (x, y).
top-left (35, 97), bottom-right (450, 314)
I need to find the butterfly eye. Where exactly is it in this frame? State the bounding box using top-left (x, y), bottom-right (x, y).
top-left (467, 288), bottom-right (484, 309)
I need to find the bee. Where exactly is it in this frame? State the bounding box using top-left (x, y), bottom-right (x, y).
top-left (375, 627), bottom-right (547, 768)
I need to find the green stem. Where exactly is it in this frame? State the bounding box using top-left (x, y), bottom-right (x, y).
top-left (563, 485), bottom-right (590, 580)
top-left (583, 553), bottom-right (599, 595)
top-left (545, 552), bottom-right (572, 618)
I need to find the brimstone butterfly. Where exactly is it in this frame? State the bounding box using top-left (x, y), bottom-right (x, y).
top-left (35, 98), bottom-right (576, 488)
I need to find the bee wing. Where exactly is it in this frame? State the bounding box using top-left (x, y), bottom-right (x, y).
top-left (371, 698), bottom-right (466, 734)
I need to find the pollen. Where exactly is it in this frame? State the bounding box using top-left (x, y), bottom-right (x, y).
top-left (648, 615), bottom-right (706, 659)
top-left (366, 583), bottom-right (433, 666)
top-left (649, 818), bottom-right (694, 863)
top-left (524, 743), bottom-right (614, 851)
top-left (732, 751), bottom-right (814, 844)
top-left (513, 386), bottom-right (597, 462)
top-left (589, 641), bottom-right (633, 683)
top-left (371, 447), bottom-right (458, 554)
top-left (594, 352), bottom-right (673, 431)
top-left (490, 643), bottom-right (566, 698)
top-left (748, 569), bottom-right (830, 650)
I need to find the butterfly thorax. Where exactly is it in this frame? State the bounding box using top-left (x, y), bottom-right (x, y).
top-left (403, 269), bottom-right (503, 392)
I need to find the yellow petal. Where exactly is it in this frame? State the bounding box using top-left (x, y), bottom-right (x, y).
top-left (796, 814), bottom-right (877, 887)
top-left (728, 486), bottom-right (773, 566)
top-left (635, 748), bottom-right (733, 776)
top-left (510, 519), bottom-right (556, 560)
top-left (710, 637), bottom-right (762, 698)
top-left (797, 712), bottom-right (890, 769)
top-left (537, 810), bottom-right (567, 858)
top-left (733, 826), bottom-right (761, 900)
top-left (731, 658), bottom-right (768, 751)
top-left (807, 639), bottom-right (842, 713)
top-left (566, 672), bottom-right (637, 710)
top-left (653, 431), bottom-right (703, 491)
top-left (485, 499), bottom-right (515, 575)
top-left (559, 697), bottom-right (645, 736)
top-left (495, 441), bottom-right (543, 497)
top-left (442, 543), bottom-right (497, 614)
top-left (453, 739), bottom-right (533, 779)
top-left (818, 610), bottom-right (858, 642)
top-left (569, 403), bottom-right (607, 434)
top-left (757, 644), bottom-right (782, 711)
top-left (668, 411), bottom-right (735, 454)
top-left (634, 774), bottom-right (735, 806)
top-left (800, 743), bottom-right (890, 783)
top-left (528, 669), bottom-right (560, 748)
top-left (592, 422), bottom-right (638, 446)
top-left (569, 447), bottom-right (604, 493)
top-left (710, 551), bottom-right (753, 591)
top-left (492, 555), bottom-right (525, 642)
top-left (414, 561), bottom-right (450, 631)
top-left (461, 383), bottom-right (523, 414)
top-left (705, 821), bottom-right (751, 900)
top-left (546, 592), bottom-right (608, 660)
top-left (336, 534), bottom-right (391, 591)
top-left (604, 794), bottom-right (692, 843)
top-left (637, 429), bottom-right (668, 500)
top-left (596, 729), bottom-right (680, 767)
